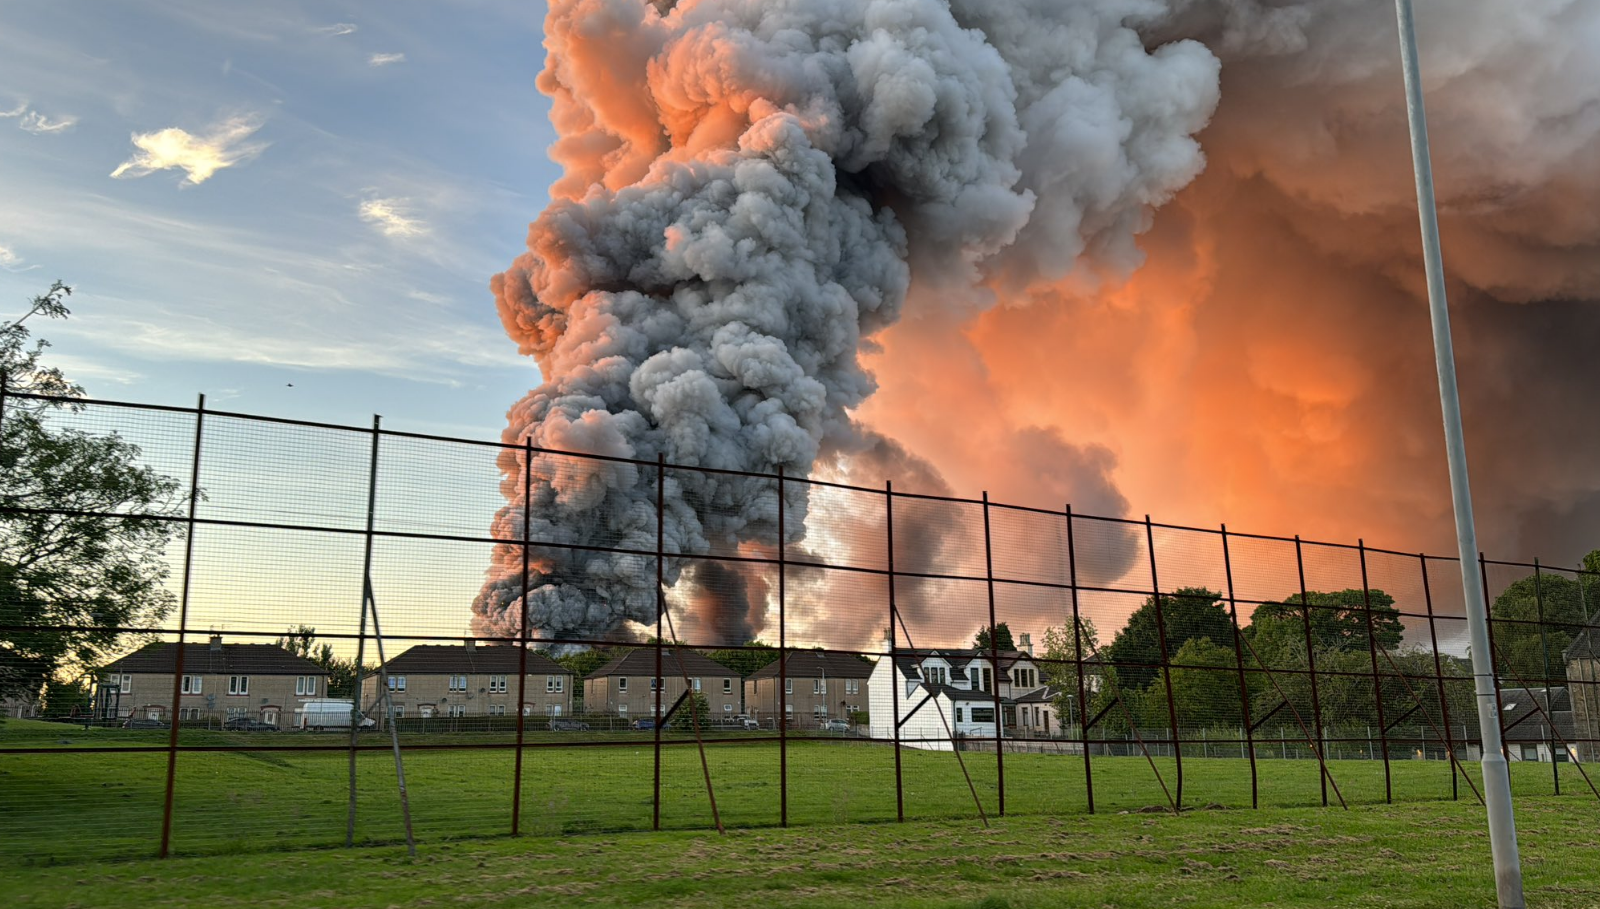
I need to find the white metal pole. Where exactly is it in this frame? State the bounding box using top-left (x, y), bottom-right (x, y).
top-left (1392, 2), bottom-right (1523, 905)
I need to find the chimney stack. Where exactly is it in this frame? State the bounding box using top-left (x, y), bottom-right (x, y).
top-left (209, 633), bottom-right (223, 651)
top-left (1019, 632), bottom-right (1032, 657)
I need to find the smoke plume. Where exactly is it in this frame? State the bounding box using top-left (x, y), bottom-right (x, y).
top-left (858, 0), bottom-right (1600, 569)
top-left (475, 0), bottom-right (1220, 645)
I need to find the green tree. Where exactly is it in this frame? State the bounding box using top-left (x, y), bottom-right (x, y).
top-left (1168, 637), bottom-right (1246, 729)
top-left (973, 622), bottom-right (1015, 652)
top-left (1488, 554), bottom-right (1600, 685)
top-left (1103, 587), bottom-right (1232, 690)
top-left (272, 625), bottom-right (361, 698)
top-left (673, 691), bottom-right (711, 731)
top-left (0, 282), bottom-right (184, 702)
top-left (1039, 619), bottom-right (1099, 728)
top-left (704, 640), bottom-right (779, 678)
top-left (1247, 589), bottom-right (1404, 666)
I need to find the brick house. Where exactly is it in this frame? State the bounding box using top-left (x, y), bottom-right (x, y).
top-left (99, 634), bottom-right (328, 727)
top-left (742, 651), bottom-right (872, 728)
top-left (360, 642), bottom-right (574, 720)
top-left (583, 650), bottom-right (741, 721)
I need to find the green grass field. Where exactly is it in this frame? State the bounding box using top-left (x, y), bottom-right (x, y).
top-left (2, 717), bottom-right (1593, 872)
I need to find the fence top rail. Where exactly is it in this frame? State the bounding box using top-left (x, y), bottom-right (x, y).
top-left (6, 388), bottom-right (1595, 576)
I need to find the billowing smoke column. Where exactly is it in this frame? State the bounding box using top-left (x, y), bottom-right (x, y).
top-left (474, 0), bottom-right (1221, 645)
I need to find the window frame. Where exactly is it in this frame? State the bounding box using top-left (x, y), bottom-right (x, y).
top-left (228, 675), bottom-right (250, 696)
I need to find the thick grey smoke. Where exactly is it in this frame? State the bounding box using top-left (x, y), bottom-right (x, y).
top-left (474, 0), bottom-right (1221, 646)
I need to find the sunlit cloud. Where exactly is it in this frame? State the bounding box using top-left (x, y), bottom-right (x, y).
top-left (0, 243), bottom-right (22, 269)
top-left (368, 52), bottom-right (406, 67)
top-left (359, 198), bottom-right (426, 238)
top-left (314, 23), bottom-right (357, 37)
top-left (0, 102), bottom-right (24, 118)
top-left (110, 115), bottom-right (266, 185)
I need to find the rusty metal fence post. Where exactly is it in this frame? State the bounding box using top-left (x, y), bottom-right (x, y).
top-left (158, 393), bottom-right (205, 859)
top-left (1358, 541), bottom-right (1393, 802)
top-left (1421, 554), bottom-right (1460, 800)
top-left (886, 482), bottom-right (904, 822)
top-left (1533, 560), bottom-right (1559, 794)
top-left (345, 414), bottom-right (382, 847)
top-left (1064, 506), bottom-right (1095, 813)
top-left (981, 492), bottom-right (1005, 816)
top-left (1294, 536), bottom-right (1329, 803)
top-left (777, 466), bottom-right (788, 827)
top-left (511, 438), bottom-right (533, 834)
top-left (1145, 516), bottom-right (1182, 808)
top-left (653, 454), bottom-right (665, 831)
top-left (1220, 526), bottom-right (1259, 808)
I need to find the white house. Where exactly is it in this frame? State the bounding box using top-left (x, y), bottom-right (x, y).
top-left (868, 644), bottom-right (1047, 751)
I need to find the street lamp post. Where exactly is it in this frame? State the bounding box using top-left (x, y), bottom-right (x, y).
top-left (1392, 2), bottom-right (1523, 906)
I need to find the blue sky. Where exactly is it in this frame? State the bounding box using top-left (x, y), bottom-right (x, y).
top-left (0, 1), bottom-right (558, 441)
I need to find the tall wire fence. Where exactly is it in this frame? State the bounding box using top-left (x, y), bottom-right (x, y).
top-left (1, 388), bottom-right (1597, 864)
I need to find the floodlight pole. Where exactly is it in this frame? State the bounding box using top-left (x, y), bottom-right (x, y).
top-left (1392, 2), bottom-right (1522, 906)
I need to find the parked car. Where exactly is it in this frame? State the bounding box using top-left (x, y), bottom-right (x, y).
top-left (632, 718), bottom-right (661, 730)
top-left (549, 718), bottom-right (590, 732)
top-left (729, 716), bottom-right (759, 730)
top-left (822, 719), bottom-right (851, 734)
top-left (122, 717), bottom-right (168, 730)
top-left (296, 699), bottom-right (376, 731)
top-left (223, 717), bottom-right (278, 732)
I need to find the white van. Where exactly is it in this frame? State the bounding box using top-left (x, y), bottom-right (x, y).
top-left (296, 699), bottom-right (376, 731)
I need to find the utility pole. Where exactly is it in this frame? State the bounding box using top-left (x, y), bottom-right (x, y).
top-left (1392, 2), bottom-right (1522, 905)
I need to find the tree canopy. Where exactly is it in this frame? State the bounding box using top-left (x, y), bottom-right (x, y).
top-left (1, 283), bottom-right (185, 701)
top-left (1487, 554), bottom-right (1600, 684)
top-left (1103, 587), bottom-right (1232, 690)
top-left (973, 622), bottom-right (1015, 652)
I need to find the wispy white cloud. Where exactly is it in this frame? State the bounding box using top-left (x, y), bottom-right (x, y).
top-left (360, 198), bottom-right (426, 238)
top-left (19, 110), bottom-right (77, 134)
top-left (368, 52), bottom-right (406, 67)
top-left (49, 352), bottom-right (142, 386)
top-left (0, 243), bottom-right (21, 268)
top-left (110, 115), bottom-right (266, 185)
top-left (314, 23), bottom-right (357, 37)
top-left (1, 100), bottom-right (76, 134)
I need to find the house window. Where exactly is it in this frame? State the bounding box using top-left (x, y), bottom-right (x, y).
top-left (1522, 745), bottom-right (1540, 761)
top-left (546, 675), bottom-right (565, 693)
top-left (420, 705), bottom-right (435, 718)
top-left (981, 668), bottom-right (992, 691)
top-left (692, 678), bottom-right (701, 691)
top-left (922, 666), bottom-right (945, 686)
top-left (845, 679), bottom-right (859, 695)
top-left (722, 678), bottom-right (732, 694)
top-left (649, 677), bottom-right (666, 691)
top-left (392, 706), bottom-right (405, 719)
top-left (618, 677), bottom-right (628, 692)
top-left (785, 679), bottom-right (792, 695)
top-left (388, 675), bottom-right (407, 692)
top-left (723, 704), bottom-right (733, 712)
top-left (295, 676), bottom-right (317, 696)
top-left (449, 705), bottom-right (466, 718)
top-left (448, 675), bottom-right (467, 692)
top-left (547, 704), bottom-right (563, 717)
top-left (488, 705), bottom-right (505, 716)
top-left (971, 707), bottom-right (996, 723)
top-left (228, 676), bottom-right (250, 696)
top-left (112, 674), bottom-right (131, 694)
top-left (180, 675), bottom-right (202, 694)
top-left (179, 707), bottom-right (201, 720)
top-left (226, 707), bottom-right (248, 719)
top-left (813, 705), bottom-right (827, 718)
top-left (955, 707), bottom-right (964, 722)
top-left (489, 675), bottom-right (507, 694)
top-left (618, 704), bottom-right (629, 716)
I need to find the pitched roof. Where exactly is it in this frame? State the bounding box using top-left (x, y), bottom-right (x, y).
top-left (1014, 684), bottom-right (1062, 704)
top-left (1499, 687), bottom-right (1575, 743)
top-left (105, 642), bottom-right (327, 676)
top-left (1563, 613), bottom-right (1600, 662)
top-left (585, 649), bottom-right (739, 680)
top-left (746, 651), bottom-right (874, 680)
top-left (380, 644), bottom-right (569, 676)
